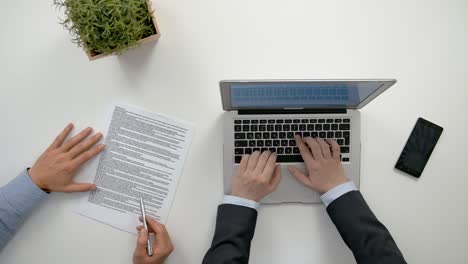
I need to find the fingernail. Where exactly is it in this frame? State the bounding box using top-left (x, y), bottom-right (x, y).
top-left (91, 185), bottom-right (97, 190)
top-left (98, 144), bottom-right (105, 149)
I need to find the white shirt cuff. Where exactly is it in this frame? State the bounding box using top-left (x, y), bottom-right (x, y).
top-left (320, 181), bottom-right (358, 207)
top-left (223, 195), bottom-right (260, 210)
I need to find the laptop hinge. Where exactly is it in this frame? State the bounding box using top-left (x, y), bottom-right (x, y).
top-left (238, 109), bottom-right (346, 115)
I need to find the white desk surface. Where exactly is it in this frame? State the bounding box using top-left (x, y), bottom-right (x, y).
top-left (1, 0), bottom-right (467, 263)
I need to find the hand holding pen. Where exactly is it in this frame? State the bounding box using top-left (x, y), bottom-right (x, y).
top-left (133, 201), bottom-right (174, 264)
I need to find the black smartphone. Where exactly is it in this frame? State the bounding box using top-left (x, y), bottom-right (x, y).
top-left (395, 118), bottom-right (443, 178)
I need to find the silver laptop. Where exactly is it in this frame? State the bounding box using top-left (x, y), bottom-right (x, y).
top-left (221, 79), bottom-right (396, 204)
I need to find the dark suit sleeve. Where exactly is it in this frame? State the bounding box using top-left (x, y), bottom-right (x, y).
top-left (202, 204), bottom-right (257, 264)
top-left (327, 191), bottom-right (407, 264)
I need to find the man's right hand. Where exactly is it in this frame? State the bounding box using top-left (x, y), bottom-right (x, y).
top-left (231, 151), bottom-right (282, 202)
top-left (288, 135), bottom-right (348, 194)
top-left (134, 216), bottom-right (174, 264)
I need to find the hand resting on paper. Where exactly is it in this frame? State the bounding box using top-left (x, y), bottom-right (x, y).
top-left (0, 122), bottom-right (105, 251)
top-left (28, 123), bottom-right (104, 193)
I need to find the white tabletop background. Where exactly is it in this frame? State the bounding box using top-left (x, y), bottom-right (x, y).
top-left (1, 0), bottom-right (467, 263)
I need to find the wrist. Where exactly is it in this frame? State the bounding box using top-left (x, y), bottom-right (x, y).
top-left (320, 178), bottom-right (348, 194)
top-left (320, 181), bottom-right (358, 207)
top-left (224, 195), bottom-right (260, 210)
top-left (231, 191), bottom-right (260, 202)
top-left (28, 167), bottom-right (49, 192)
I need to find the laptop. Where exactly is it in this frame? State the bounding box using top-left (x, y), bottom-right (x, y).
top-left (221, 79), bottom-right (396, 204)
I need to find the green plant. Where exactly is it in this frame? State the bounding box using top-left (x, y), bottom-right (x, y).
top-left (54, 0), bottom-right (157, 55)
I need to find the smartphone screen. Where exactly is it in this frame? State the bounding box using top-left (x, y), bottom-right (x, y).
top-left (395, 118), bottom-right (443, 178)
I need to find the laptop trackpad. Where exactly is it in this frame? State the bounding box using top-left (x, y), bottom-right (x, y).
top-left (261, 164), bottom-right (321, 204)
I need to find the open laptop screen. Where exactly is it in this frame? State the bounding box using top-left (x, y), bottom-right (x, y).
top-left (229, 81), bottom-right (389, 109)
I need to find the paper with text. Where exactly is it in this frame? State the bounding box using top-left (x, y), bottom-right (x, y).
top-left (77, 104), bottom-right (194, 234)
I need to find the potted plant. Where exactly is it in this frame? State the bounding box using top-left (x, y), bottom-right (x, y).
top-left (54, 0), bottom-right (160, 60)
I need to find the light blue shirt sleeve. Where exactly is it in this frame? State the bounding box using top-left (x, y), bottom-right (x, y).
top-left (223, 195), bottom-right (260, 210)
top-left (0, 170), bottom-right (48, 250)
top-left (320, 181), bottom-right (358, 207)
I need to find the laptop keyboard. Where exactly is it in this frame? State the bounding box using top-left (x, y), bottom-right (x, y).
top-left (234, 118), bottom-right (351, 163)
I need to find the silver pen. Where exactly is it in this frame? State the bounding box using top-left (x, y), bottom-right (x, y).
top-left (140, 197), bottom-right (153, 256)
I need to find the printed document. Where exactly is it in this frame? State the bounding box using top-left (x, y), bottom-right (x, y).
top-left (77, 104), bottom-right (194, 234)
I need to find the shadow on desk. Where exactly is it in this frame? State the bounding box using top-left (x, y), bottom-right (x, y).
top-left (393, 168), bottom-right (420, 183)
top-left (117, 40), bottom-right (159, 89)
top-left (250, 203), bottom-right (355, 263)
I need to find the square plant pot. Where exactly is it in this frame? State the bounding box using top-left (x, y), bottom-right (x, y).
top-left (87, 0), bottom-right (161, 60)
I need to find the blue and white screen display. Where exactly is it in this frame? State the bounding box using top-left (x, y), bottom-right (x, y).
top-left (230, 82), bottom-right (384, 108)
